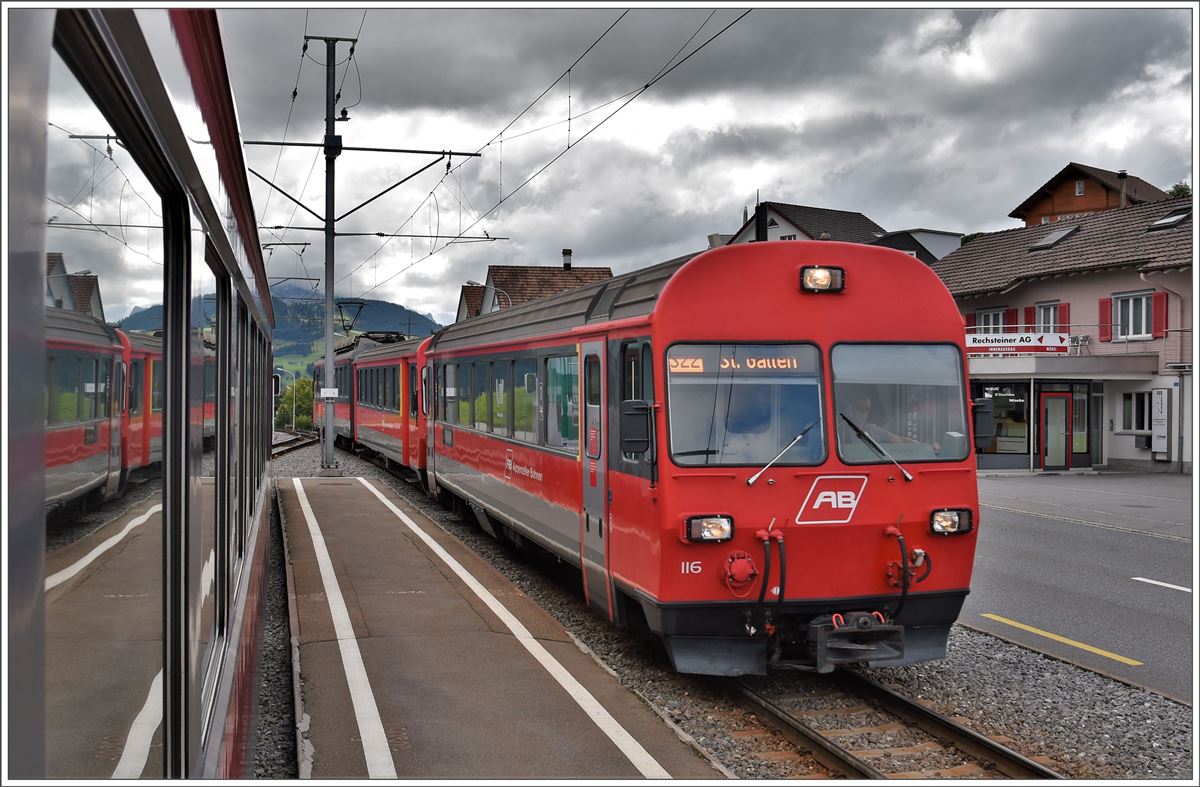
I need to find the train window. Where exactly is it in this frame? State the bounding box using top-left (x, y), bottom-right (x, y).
top-left (447, 365), bottom-right (453, 420)
top-left (422, 366), bottom-right (430, 416)
top-left (832, 344), bottom-right (969, 464)
top-left (152, 360), bottom-right (166, 412)
top-left (130, 360), bottom-right (143, 415)
top-left (585, 355), bottom-right (602, 459)
top-left (621, 341), bottom-right (651, 462)
top-left (473, 362), bottom-right (491, 431)
top-left (48, 353), bottom-right (81, 423)
top-left (546, 355), bottom-right (579, 451)
top-left (82, 357), bottom-right (98, 420)
top-left (667, 344), bottom-right (825, 467)
top-left (42, 44), bottom-right (167, 778)
top-left (409, 363), bottom-right (418, 418)
top-left (513, 359), bottom-right (537, 443)
top-left (493, 361), bottom-right (511, 435)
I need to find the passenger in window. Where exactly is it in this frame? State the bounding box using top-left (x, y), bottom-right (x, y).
top-left (841, 392), bottom-right (913, 445)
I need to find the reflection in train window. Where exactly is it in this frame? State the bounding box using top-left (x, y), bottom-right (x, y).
top-left (43, 47), bottom-right (166, 779)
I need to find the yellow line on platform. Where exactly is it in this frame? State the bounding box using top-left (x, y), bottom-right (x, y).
top-left (980, 613), bottom-right (1144, 666)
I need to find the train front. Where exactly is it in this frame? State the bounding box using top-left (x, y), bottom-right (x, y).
top-left (641, 241), bottom-right (983, 676)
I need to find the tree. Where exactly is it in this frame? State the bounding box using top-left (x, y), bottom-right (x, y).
top-left (1167, 181), bottom-right (1191, 198)
top-left (275, 376), bottom-right (314, 431)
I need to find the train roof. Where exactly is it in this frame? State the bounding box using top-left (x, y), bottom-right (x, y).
top-left (46, 307), bottom-right (120, 348)
top-left (125, 330), bottom-right (164, 353)
top-left (431, 251), bottom-right (699, 352)
top-left (314, 332), bottom-right (408, 367)
top-left (355, 336), bottom-right (426, 363)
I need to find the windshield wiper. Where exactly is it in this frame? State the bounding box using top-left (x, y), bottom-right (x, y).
top-left (839, 413), bottom-right (913, 482)
top-left (747, 418), bottom-right (819, 487)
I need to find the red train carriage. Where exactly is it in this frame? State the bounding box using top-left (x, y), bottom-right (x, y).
top-left (352, 336), bottom-right (432, 486)
top-left (313, 332), bottom-right (405, 447)
top-left (44, 309), bottom-right (124, 507)
top-left (120, 330), bottom-right (164, 477)
top-left (422, 241), bottom-right (991, 676)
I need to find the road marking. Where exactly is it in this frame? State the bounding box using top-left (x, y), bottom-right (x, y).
top-left (1131, 577), bottom-right (1192, 593)
top-left (45, 503), bottom-right (163, 591)
top-left (980, 503), bottom-right (1190, 542)
top-left (112, 669), bottom-right (163, 778)
top-left (982, 479), bottom-right (1190, 503)
top-left (980, 613), bottom-right (1143, 666)
top-left (293, 479), bottom-right (397, 778)
top-left (357, 477), bottom-right (670, 779)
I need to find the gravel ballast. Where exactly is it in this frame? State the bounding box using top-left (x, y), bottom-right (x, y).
top-left (258, 444), bottom-right (1193, 780)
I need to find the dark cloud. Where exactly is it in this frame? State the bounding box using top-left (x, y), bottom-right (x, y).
top-left (42, 7), bottom-right (1192, 328)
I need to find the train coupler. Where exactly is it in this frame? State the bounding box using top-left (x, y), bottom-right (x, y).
top-left (807, 611), bottom-right (904, 673)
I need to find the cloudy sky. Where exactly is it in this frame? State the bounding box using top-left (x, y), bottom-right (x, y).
top-left (42, 5), bottom-right (1194, 326)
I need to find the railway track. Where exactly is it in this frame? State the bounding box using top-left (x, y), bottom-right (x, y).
top-left (731, 671), bottom-right (1063, 779)
top-left (271, 432), bottom-right (318, 458)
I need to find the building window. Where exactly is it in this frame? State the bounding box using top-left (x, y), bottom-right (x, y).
top-left (1036, 303), bottom-right (1059, 333)
top-left (971, 382), bottom-right (1029, 454)
top-left (1075, 179), bottom-right (1085, 196)
top-left (1122, 391), bottom-right (1150, 431)
top-left (976, 309), bottom-right (1006, 334)
top-left (779, 234), bottom-right (797, 241)
top-left (1113, 291), bottom-right (1152, 339)
top-left (1041, 216), bottom-right (1051, 224)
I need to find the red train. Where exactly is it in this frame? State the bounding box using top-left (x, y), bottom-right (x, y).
top-left (45, 309), bottom-right (216, 511)
top-left (323, 241), bottom-right (992, 676)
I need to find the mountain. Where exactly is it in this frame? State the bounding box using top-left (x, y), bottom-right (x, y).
top-left (117, 287), bottom-right (441, 376)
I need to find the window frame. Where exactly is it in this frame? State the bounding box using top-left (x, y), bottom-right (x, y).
top-left (1121, 391), bottom-right (1151, 432)
top-left (1113, 290), bottom-right (1153, 341)
top-left (975, 309), bottom-right (1006, 335)
top-left (1035, 302), bottom-right (1059, 333)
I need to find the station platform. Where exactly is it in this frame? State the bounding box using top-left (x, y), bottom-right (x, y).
top-left (277, 477), bottom-right (723, 780)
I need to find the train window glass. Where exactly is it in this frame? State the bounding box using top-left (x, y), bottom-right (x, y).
top-left (493, 361), bottom-right (510, 435)
top-left (409, 363), bottom-right (418, 418)
top-left (473, 362), bottom-right (491, 431)
top-left (443, 364), bottom-right (456, 424)
top-left (82, 357), bottom-right (98, 420)
top-left (97, 357), bottom-right (111, 418)
top-left (832, 344), bottom-right (968, 464)
top-left (546, 355), bottom-right (579, 451)
top-left (585, 356), bottom-right (602, 459)
top-left (190, 244), bottom-right (220, 722)
top-left (130, 359), bottom-right (143, 415)
top-left (514, 359), bottom-right (537, 443)
top-left (667, 344), bottom-right (825, 467)
top-left (43, 45), bottom-right (166, 778)
top-left (48, 353), bottom-right (81, 423)
top-left (152, 360), bottom-right (166, 412)
top-left (621, 342), bottom-right (648, 462)
top-left (422, 366), bottom-right (430, 416)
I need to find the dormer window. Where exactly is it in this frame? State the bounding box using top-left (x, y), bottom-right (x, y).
top-left (1075, 179), bottom-right (1085, 196)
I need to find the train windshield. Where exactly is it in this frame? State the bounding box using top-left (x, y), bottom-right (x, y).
top-left (666, 344), bottom-right (824, 466)
top-left (832, 344), bottom-right (969, 464)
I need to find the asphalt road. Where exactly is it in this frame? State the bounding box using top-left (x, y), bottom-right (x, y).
top-left (962, 473), bottom-right (1194, 704)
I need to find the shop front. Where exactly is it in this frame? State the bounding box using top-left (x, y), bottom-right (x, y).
top-left (967, 353), bottom-right (1162, 472)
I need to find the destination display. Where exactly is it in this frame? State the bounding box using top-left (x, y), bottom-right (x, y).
top-left (668, 354), bottom-right (805, 373)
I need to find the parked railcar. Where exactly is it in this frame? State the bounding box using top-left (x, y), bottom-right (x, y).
top-left (9, 8), bottom-right (275, 778)
top-left (415, 243), bottom-right (990, 676)
top-left (351, 336), bottom-right (432, 487)
top-left (44, 309), bottom-right (125, 508)
top-left (313, 331), bottom-right (406, 447)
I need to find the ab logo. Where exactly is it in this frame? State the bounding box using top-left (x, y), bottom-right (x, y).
top-left (795, 476), bottom-right (868, 524)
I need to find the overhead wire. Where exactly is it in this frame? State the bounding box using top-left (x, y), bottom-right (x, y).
top-left (354, 9), bottom-right (751, 299)
top-left (336, 10), bottom-right (630, 288)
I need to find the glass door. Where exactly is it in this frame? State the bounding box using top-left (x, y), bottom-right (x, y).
top-left (1040, 393), bottom-right (1072, 470)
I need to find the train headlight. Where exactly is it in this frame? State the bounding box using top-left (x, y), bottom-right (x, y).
top-left (930, 509), bottom-right (973, 535)
top-left (800, 266), bottom-right (845, 293)
top-left (686, 516), bottom-right (734, 542)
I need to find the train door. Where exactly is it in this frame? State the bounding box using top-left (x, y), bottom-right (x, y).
top-left (103, 354), bottom-right (123, 498)
top-left (580, 339), bottom-right (612, 619)
top-left (1039, 392), bottom-right (1072, 471)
